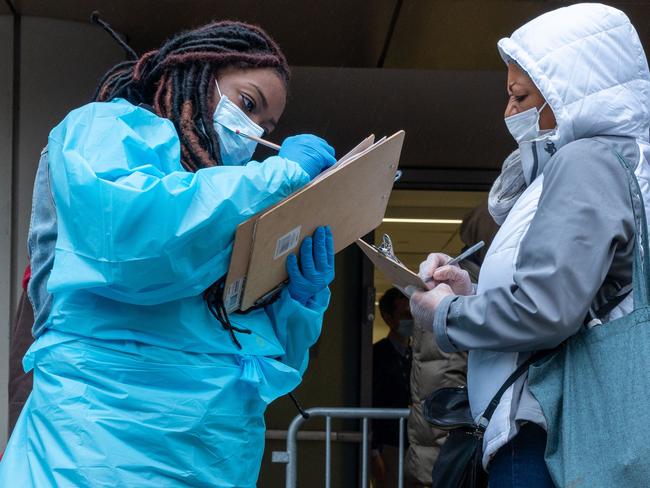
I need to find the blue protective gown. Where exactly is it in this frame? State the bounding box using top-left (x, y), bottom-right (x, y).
top-left (0, 99), bottom-right (330, 487)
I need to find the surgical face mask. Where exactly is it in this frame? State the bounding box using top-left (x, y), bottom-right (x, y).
top-left (504, 102), bottom-right (557, 184)
top-left (504, 102), bottom-right (547, 144)
top-left (213, 80), bottom-right (264, 166)
top-left (397, 319), bottom-right (414, 338)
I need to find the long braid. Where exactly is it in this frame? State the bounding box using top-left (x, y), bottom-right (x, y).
top-left (197, 64), bottom-right (220, 160)
top-left (93, 20), bottom-right (290, 172)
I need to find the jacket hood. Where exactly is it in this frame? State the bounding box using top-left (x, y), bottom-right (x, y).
top-left (498, 3), bottom-right (650, 148)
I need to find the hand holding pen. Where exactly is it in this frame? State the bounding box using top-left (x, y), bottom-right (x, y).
top-left (236, 130), bottom-right (336, 180)
top-left (417, 241), bottom-right (484, 295)
top-left (408, 242), bottom-right (485, 326)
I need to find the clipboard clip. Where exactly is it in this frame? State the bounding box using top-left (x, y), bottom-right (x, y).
top-left (253, 280), bottom-right (289, 308)
top-left (374, 234), bottom-right (403, 265)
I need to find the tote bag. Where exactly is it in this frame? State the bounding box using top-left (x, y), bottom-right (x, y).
top-left (528, 149), bottom-right (650, 487)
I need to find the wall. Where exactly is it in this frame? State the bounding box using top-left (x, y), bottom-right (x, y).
top-left (1, 15), bottom-right (123, 448)
top-left (14, 16), bottom-right (123, 299)
top-left (0, 14), bottom-right (14, 448)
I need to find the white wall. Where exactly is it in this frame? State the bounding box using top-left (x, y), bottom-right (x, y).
top-left (1, 16), bottom-right (122, 447)
top-left (0, 15), bottom-right (14, 448)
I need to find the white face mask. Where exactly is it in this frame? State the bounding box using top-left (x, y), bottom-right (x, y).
top-left (397, 319), bottom-right (414, 338)
top-left (213, 80), bottom-right (264, 166)
top-left (504, 102), bottom-right (547, 144)
top-left (504, 102), bottom-right (557, 184)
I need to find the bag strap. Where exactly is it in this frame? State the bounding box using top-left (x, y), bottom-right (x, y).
top-left (611, 149), bottom-right (650, 309)
top-left (476, 349), bottom-right (552, 431)
top-left (478, 282), bottom-right (628, 430)
top-left (585, 285), bottom-right (632, 325)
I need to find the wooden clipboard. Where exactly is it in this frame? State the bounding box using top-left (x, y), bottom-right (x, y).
top-left (356, 237), bottom-right (427, 297)
top-left (223, 135), bottom-right (378, 312)
top-left (224, 130), bottom-right (405, 312)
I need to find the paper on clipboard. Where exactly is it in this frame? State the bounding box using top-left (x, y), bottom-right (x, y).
top-left (356, 236), bottom-right (427, 297)
top-left (309, 135), bottom-right (385, 185)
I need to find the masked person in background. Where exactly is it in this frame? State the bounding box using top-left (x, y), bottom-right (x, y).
top-left (409, 4), bottom-right (650, 487)
top-left (0, 18), bottom-right (336, 487)
top-left (372, 288), bottom-right (414, 488)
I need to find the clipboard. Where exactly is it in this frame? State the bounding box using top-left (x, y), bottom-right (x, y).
top-left (356, 235), bottom-right (427, 297)
top-left (224, 130), bottom-right (406, 312)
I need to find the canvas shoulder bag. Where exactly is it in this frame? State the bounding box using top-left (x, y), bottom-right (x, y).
top-left (527, 148), bottom-right (650, 487)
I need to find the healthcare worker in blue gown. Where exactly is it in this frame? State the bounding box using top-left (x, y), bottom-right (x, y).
top-left (0, 18), bottom-right (337, 487)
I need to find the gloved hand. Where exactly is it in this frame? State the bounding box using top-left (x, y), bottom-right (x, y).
top-left (418, 253), bottom-right (473, 296)
top-left (279, 134), bottom-right (336, 180)
top-left (409, 284), bottom-right (454, 329)
top-left (286, 226), bottom-right (335, 305)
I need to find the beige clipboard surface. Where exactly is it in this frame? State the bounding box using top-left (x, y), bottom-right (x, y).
top-left (236, 130), bottom-right (405, 311)
top-left (223, 135), bottom-right (378, 312)
top-left (355, 239), bottom-right (427, 296)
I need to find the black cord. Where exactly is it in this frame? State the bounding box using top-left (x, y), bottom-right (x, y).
top-left (90, 11), bottom-right (138, 61)
top-left (289, 392), bottom-right (310, 420)
top-left (205, 279), bottom-right (252, 349)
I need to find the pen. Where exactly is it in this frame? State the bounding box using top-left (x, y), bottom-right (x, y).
top-left (446, 241), bottom-right (485, 266)
top-left (235, 130), bottom-right (281, 151)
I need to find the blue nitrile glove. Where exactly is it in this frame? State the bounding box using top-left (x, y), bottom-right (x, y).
top-left (286, 226), bottom-right (335, 305)
top-left (279, 134), bottom-right (336, 180)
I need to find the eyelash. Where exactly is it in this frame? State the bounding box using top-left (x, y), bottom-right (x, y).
top-left (240, 94), bottom-right (255, 113)
top-left (514, 95), bottom-right (526, 102)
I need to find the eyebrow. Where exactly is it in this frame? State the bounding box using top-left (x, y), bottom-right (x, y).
top-left (247, 82), bottom-right (278, 131)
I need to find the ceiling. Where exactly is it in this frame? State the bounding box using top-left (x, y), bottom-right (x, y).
top-left (7, 0), bottom-right (398, 67)
top-left (5, 1), bottom-right (650, 70)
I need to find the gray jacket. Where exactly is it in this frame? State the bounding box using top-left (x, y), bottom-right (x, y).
top-left (434, 135), bottom-right (644, 465)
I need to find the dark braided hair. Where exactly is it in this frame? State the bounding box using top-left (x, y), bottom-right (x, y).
top-left (92, 17), bottom-right (290, 172)
top-left (92, 14), bottom-right (291, 348)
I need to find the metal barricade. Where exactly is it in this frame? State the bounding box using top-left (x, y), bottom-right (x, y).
top-left (271, 407), bottom-right (410, 488)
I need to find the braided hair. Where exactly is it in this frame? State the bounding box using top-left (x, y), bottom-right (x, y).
top-left (92, 14), bottom-right (291, 348)
top-left (92, 16), bottom-right (290, 172)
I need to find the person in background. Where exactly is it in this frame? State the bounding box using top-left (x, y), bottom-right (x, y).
top-left (458, 201), bottom-right (500, 274)
top-left (371, 287), bottom-right (413, 488)
top-left (8, 267), bottom-right (34, 435)
top-left (406, 202), bottom-right (497, 487)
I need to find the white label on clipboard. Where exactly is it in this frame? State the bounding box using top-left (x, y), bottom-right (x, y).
top-left (225, 277), bottom-right (244, 313)
top-left (274, 226), bottom-right (301, 259)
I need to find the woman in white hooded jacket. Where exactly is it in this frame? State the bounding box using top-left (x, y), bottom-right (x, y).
top-left (410, 3), bottom-right (650, 487)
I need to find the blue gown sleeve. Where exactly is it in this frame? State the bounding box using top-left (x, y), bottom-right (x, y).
top-left (46, 99), bottom-right (310, 305)
top-left (265, 287), bottom-right (331, 375)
